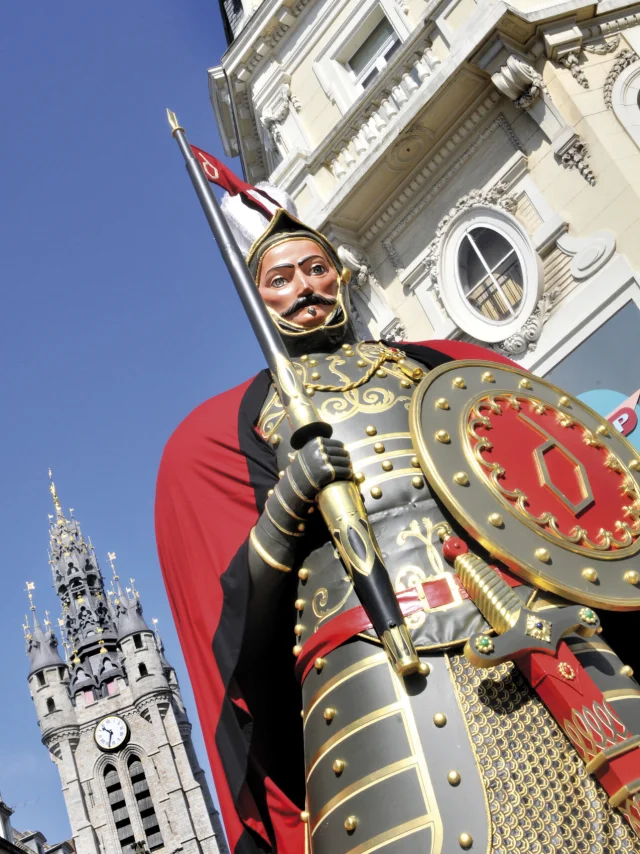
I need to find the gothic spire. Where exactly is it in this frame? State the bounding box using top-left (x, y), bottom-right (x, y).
top-left (24, 582), bottom-right (64, 677)
top-left (107, 553), bottom-right (151, 641)
top-left (48, 473), bottom-right (117, 656)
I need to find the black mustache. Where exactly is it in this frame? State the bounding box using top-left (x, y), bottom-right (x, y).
top-left (281, 292), bottom-right (337, 318)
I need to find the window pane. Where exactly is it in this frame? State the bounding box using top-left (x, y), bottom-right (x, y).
top-left (458, 226), bottom-right (523, 321)
top-left (348, 18), bottom-right (397, 77)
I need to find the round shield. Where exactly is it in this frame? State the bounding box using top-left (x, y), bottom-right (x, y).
top-left (409, 360), bottom-right (640, 610)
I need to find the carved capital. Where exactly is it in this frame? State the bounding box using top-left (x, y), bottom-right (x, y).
top-left (492, 56), bottom-right (544, 107)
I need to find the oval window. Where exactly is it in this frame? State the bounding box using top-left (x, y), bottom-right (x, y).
top-left (457, 226), bottom-right (524, 322)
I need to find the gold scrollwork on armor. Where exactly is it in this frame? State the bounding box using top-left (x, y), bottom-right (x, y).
top-left (465, 393), bottom-right (640, 556)
top-left (312, 577), bottom-right (354, 628)
top-left (257, 389), bottom-right (286, 439)
top-left (319, 386), bottom-right (412, 424)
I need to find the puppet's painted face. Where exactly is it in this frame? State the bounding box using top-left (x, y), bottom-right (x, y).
top-left (257, 238), bottom-right (339, 329)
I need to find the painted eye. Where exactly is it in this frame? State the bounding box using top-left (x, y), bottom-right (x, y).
top-left (310, 264), bottom-right (326, 275)
top-left (271, 276), bottom-right (287, 288)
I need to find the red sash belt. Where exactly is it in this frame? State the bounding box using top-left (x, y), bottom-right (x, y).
top-left (296, 573), bottom-right (472, 683)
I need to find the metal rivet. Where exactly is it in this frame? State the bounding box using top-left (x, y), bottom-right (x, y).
top-left (354, 472), bottom-right (365, 484)
top-left (370, 487), bottom-right (383, 499)
top-left (300, 811), bottom-right (309, 822)
top-left (374, 442), bottom-right (385, 453)
top-left (624, 570), bottom-right (640, 585)
top-left (621, 665), bottom-right (634, 678)
top-left (309, 359), bottom-right (318, 366)
top-left (344, 350), bottom-right (354, 357)
top-left (314, 657), bottom-right (326, 672)
top-left (535, 548), bottom-right (550, 563)
top-left (630, 459), bottom-right (640, 471)
top-left (306, 387), bottom-right (316, 397)
top-left (323, 707), bottom-right (336, 721)
top-left (400, 379), bottom-right (412, 388)
top-left (411, 456), bottom-right (420, 468)
top-left (341, 343), bottom-right (351, 351)
top-left (288, 452), bottom-right (296, 462)
top-left (582, 567), bottom-right (598, 583)
top-left (596, 424), bottom-right (609, 436)
top-left (433, 712), bottom-right (447, 727)
top-left (308, 505), bottom-right (315, 514)
top-left (454, 472), bottom-right (469, 485)
top-left (519, 378), bottom-right (532, 389)
top-left (267, 488), bottom-right (274, 497)
top-left (293, 645), bottom-right (302, 656)
top-left (382, 460), bottom-right (393, 472)
top-left (365, 425), bottom-right (377, 436)
top-left (435, 430), bottom-right (450, 444)
top-left (376, 368), bottom-right (387, 378)
top-left (436, 398), bottom-right (450, 410)
top-left (278, 470), bottom-right (285, 478)
top-left (489, 513), bottom-right (503, 527)
top-left (294, 624), bottom-right (304, 636)
top-left (459, 832), bottom-right (473, 849)
top-left (482, 372), bottom-right (495, 383)
top-left (297, 522), bottom-right (306, 532)
top-left (298, 568), bottom-right (310, 581)
top-left (357, 359), bottom-right (367, 368)
top-left (418, 662), bottom-right (430, 676)
top-left (310, 371), bottom-right (321, 380)
top-left (411, 476), bottom-right (424, 489)
top-left (452, 377), bottom-right (466, 389)
top-left (344, 816), bottom-right (358, 832)
top-left (559, 395), bottom-right (571, 406)
top-left (300, 355), bottom-right (309, 362)
top-left (270, 434), bottom-right (281, 447)
top-left (295, 599), bottom-right (305, 611)
top-left (447, 770), bottom-right (461, 786)
top-left (332, 758), bottom-right (345, 775)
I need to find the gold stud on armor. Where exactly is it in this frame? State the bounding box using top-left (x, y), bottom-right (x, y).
top-left (365, 425), bottom-right (377, 436)
top-left (355, 472), bottom-right (365, 484)
top-left (418, 662), bottom-right (430, 676)
top-left (357, 358), bottom-right (367, 367)
top-left (482, 372), bottom-right (495, 383)
top-left (323, 707), bottom-right (336, 721)
top-left (624, 570), bottom-right (640, 585)
top-left (411, 456), bottom-right (420, 468)
top-left (294, 624), bottom-right (304, 635)
top-left (621, 665), bottom-right (635, 678)
top-left (373, 442), bottom-right (385, 453)
top-left (448, 770), bottom-right (461, 786)
top-left (300, 355), bottom-right (309, 362)
top-left (489, 513), bottom-right (503, 527)
top-left (300, 811), bottom-right (309, 822)
top-left (382, 460), bottom-right (393, 472)
top-left (270, 434), bottom-right (281, 447)
top-left (400, 379), bottom-right (412, 388)
top-left (454, 472), bottom-right (469, 485)
top-left (630, 459), bottom-right (640, 471)
top-left (559, 395), bottom-right (571, 406)
top-left (452, 377), bottom-right (466, 389)
top-left (309, 359), bottom-right (318, 367)
top-left (459, 832), bottom-right (473, 849)
top-left (293, 645), bottom-right (302, 656)
top-left (341, 343), bottom-right (351, 351)
top-left (314, 657), bottom-right (326, 672)
top-left (310, 371), bottom-right (320, 380)
top-left (332, 758), bottom-right (345, 774)
top-left (344, 816), bottom-right (358, 832)
top-left (376, 369), bottom-right (387, 378)
top-left (433, 712), bottom-right (447, 727)
top-left (519, 378), bottom-right (532, 389)
top-left (297, 522), bottom-right (305, 532)
top-left (295, 599), bottom-right (305, 611)
top-left (370, 487), bottom-right (382, 499)
top-left (582, 567), bottom-right (598, 583)
top-left (411, 476), bottom-right (424, 489)
top-left (535, 548), bottom-right (550, 563)
top-left (436, 398), bottom-right (450, 410)
top-left (435, 430), bottom-right (450, 443)
top-left (298, 567), bottom-right (310, 581)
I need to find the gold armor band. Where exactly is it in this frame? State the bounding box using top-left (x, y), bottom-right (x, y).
top-left (249, 528), bottom-right (292, 572)
top-left (297, 454), bottom-right (321, 491)
top-left (585, 734), bottom-right (640, 773)
top-left (274, 486), bottom-right (306, 521)
top-left (287, 467), bottom-right (314, 503)
top-left (609, 777), bottom-right (640, 808)
top-left (265, 503), bottom-right (305, 537)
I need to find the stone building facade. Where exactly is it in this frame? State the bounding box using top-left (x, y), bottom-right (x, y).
top-left (24, 481), bottom-right (227, 854)
top-left (210, 0), bottom-right (640, 438)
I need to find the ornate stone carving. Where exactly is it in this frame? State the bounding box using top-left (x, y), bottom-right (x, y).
top-left (604, 49), bottom-right (639, 108)
top-left (338, 243), bottom-right (403, 339)
top-left (260, 83), bottom-right (300, 144)
top-left (493, 290), bottom-right (559, 357)
top-left (381, 318), bottom-right (407, 342)
top-left (560, 52), bottom-right (589, 88)
top-left (584, 35), bottom-right (620, 55)
top-left (558, 137), bottom-right (596, 185)
top-left (491, 56), bottom-right (545, 107)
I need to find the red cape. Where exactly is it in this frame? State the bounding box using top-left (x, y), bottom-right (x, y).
top-left (154, 341), bottom-right (516, 853)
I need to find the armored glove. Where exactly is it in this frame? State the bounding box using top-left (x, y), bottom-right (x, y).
top-left (250, 437), bottom-right (352, 573)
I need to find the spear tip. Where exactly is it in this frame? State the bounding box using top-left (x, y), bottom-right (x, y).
top-left (166, 109), bottom-right (184, 137)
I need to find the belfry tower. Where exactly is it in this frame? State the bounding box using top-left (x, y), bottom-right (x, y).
top-left (25, 478), bottom-right (227, 854)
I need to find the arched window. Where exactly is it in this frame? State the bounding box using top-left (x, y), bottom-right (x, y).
top-left (36, 672), bottom-right (46, 687)
top-left (133, 634), bottom-right (143, 650)
top-left (610, 56), bottom-right (640, 150)
top-left (46, 698), bottom-right (56, 714)
top-left (128, 756), bottom-right (163, 850)
top-left (138, 663), bottom-right (148, 678)
top-left (104, 764), bottom-right (135, 851)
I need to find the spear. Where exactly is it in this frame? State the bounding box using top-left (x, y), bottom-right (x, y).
top-left (166, 109), bottom-right (422, 676)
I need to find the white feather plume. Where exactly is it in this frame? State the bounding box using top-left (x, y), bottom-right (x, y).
top-left (221, 182), bottom-right (299, 257)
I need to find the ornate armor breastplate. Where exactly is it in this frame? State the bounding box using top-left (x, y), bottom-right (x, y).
top-left (257, 341), bottom-right (532, 652)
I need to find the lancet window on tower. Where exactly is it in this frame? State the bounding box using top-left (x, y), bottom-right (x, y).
top-left (104, 765), bottom-right (135, 851)
top-left (128, 756), bottom-right (163, 850)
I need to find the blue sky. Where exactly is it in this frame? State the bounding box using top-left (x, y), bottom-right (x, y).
top-left (0, 3), bottom-right (263, 842)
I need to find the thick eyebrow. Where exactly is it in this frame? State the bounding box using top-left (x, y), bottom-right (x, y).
top-left (265, 262), bottom-right (295, 274)
top-left (298, 254), bottom-right (325, 266)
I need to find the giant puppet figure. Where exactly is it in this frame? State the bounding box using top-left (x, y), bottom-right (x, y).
top-left (156, 136), bottom-right (640, 854)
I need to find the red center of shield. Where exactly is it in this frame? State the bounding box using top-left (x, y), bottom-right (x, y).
top-left (468, 395), bottom-right (640, 551)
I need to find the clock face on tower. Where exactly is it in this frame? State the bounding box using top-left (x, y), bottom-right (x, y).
top-left (94, 715), bottom-right (129, 752)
